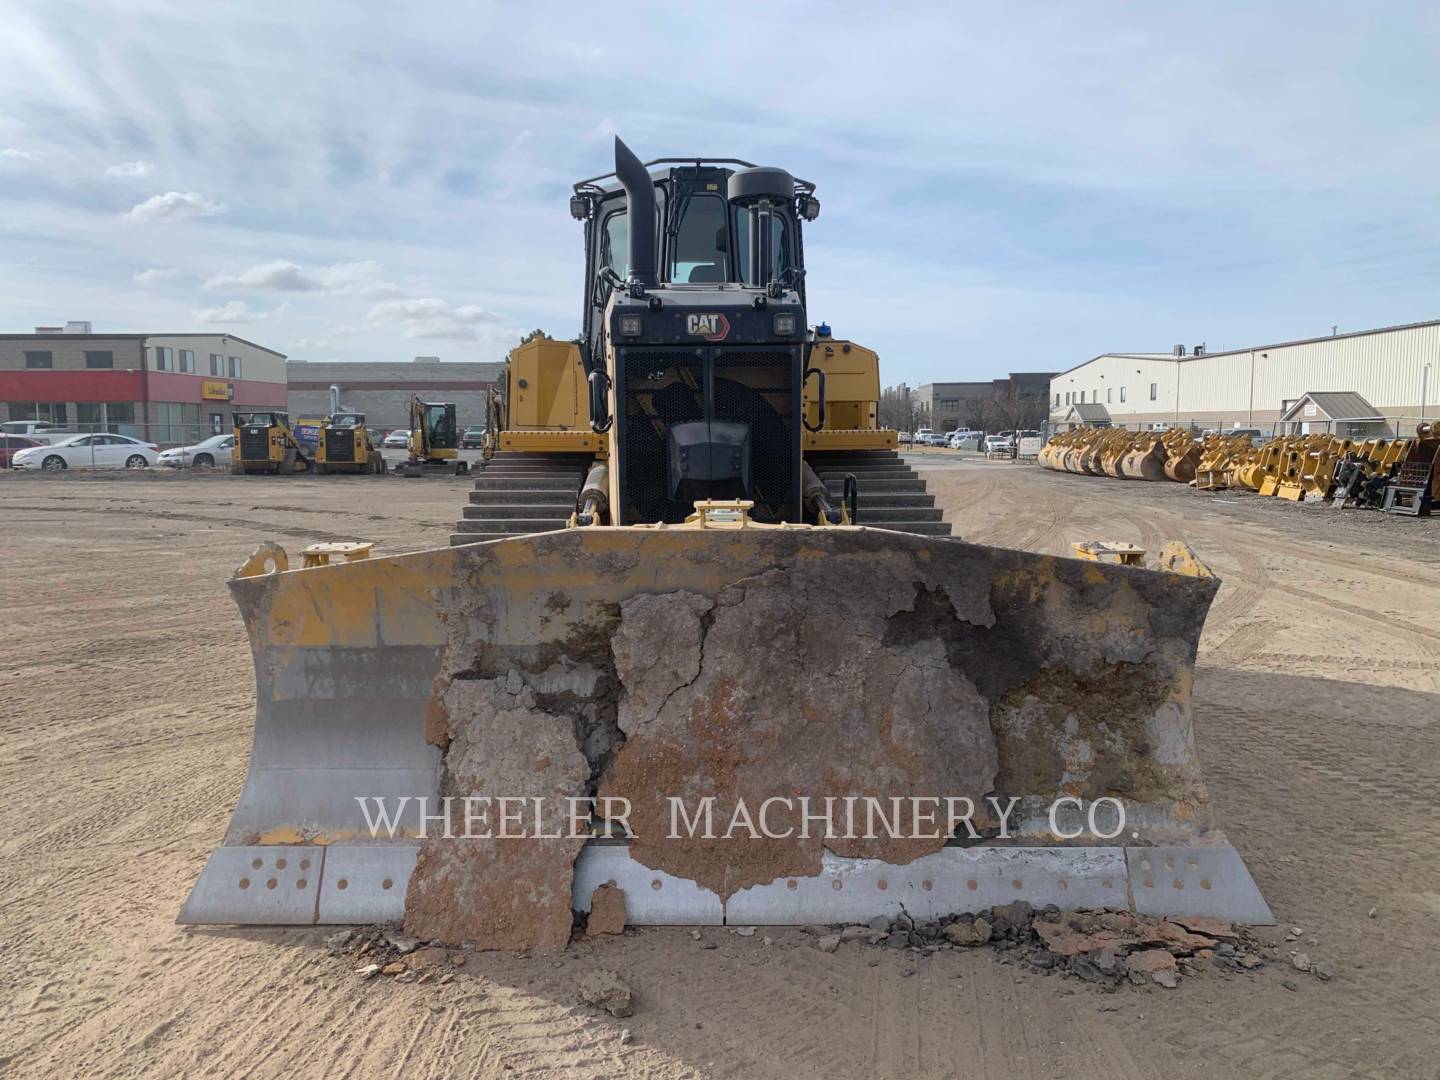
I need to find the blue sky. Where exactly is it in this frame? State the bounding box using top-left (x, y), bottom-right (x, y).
top-left (1, 1), bottom-right (1438, 385)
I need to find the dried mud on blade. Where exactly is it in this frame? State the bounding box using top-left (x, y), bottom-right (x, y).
top-left (179, 527), bottom-right (1271, 945)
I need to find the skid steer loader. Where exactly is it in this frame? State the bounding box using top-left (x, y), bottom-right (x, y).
top-left (181, 139), bottom-right (1270, 946)
top-left (231, 412), bottom-right (313, 475)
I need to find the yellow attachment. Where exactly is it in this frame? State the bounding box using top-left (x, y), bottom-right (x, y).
top-left (1157, 541), bottom-right (1214, 578)
top-left (301, 542), bottom-right (375, 568)
top-left (1071, 540), bottom-right (1146, 565)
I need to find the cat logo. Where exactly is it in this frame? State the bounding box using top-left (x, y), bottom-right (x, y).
top-left (685, 313), bottom-right (730, 341)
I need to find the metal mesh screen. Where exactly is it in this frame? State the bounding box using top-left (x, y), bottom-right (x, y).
top-left (712, 350), bottom-right (794, 522)
top-left (621, 348), bottom-right (705, 523)
top-left (240, 430), bottom-right (270, 460)
top-left (324, 428), bottom-right (356, 462)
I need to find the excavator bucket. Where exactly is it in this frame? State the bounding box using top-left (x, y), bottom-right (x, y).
top-left (180, 528), bottom-right (1272, 946)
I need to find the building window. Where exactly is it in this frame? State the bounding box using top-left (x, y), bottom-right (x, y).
top-left (228, 355), bottom-right (242, 378)
top-left (1107, 387), bottom-right (1113, 403)
top-left (1054, 393), bottom-right (1060, 406)
top-left (180, 349), bottom-right (195, 373)
top-left (154, 346), bottom-right (173, 371)
top-left (8, 402), bottom-right (68, 424)
top-left (76, 403), bottom-right (102, 430)
top-left (1120, 386), bottom-right (1127, 402)
top-left (1149, 382), bottom-right (1157, 401)
top-left (84, 350), bottom-right (114, 369)
top-left (210, 353), bottom-right (224, 376)
top-left (24, 351), bottom-right (53, 369)
top-left (1079, 391), bottom-right (1085, 404)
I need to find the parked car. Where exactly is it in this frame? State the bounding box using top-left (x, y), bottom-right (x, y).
top-left (382, 429), bottom-right (411, 449)
top-left (0, 420), bottom-right (68, 437)
top-left (11, 433), bottom-right (160, 470)
top-left (157, 433), bottom-right (235, 468)
top-left (984, 433), bottom-right (1015, 453)
top-left (461, 427), bottom-right (486, 449)
top-left (947, 429), bottom-right (981, 448)
top-left (920, 432), bottom-right (949, 446)
top-left (897, 431), bottom-right (913, 445)
top-left (1, 434), bottom-right (41, 467)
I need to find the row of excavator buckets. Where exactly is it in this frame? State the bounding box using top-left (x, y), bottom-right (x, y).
top-left (1039, 423), bottom-right (1440, 513)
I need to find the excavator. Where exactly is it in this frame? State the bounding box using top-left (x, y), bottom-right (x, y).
top-left (400, 395), bottom-right (469, 477)
top-left (180, 139), bottom-right (1270, 946)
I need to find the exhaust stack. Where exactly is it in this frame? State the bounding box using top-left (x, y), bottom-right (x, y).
top-left (614, 137), bottom-right (657, 288)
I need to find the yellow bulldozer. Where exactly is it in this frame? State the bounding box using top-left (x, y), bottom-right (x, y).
top-left (180, 139), bottom-right (1270, 947)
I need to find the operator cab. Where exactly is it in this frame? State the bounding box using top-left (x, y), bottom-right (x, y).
top-left (326, 412), bottom-right (366, 428)
top-left (569, 139), bottom-right (823, 526)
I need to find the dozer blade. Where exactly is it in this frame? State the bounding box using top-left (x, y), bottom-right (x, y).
top-left (180, 528), bottom-right (1271, 944)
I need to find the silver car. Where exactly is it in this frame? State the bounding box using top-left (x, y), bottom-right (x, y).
top-left (157, 433), bottom-right (235, 468)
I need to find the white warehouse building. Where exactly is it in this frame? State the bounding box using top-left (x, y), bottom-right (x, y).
top-left (1049, 319), bottom-right (1440, 438)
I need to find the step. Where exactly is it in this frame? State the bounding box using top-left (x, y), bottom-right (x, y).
top-left (462, 504), bottom-right (576, 520)
top-left (449, 515), bottom-right (567, 532)
top-left (486, 452), bottom-right (593, 461)
top-left (824, 491), bottom-right (939, 507)
top-left (469, 488), bottom-right (577, 505)
top-left (474, 476), bottom-right (581, 490)
top-left (851, 506), bottom-right (944, 523)
top-left (815, 468), bottom-right (919, 480)
top-left (826, 478), bottom-right (928, 493)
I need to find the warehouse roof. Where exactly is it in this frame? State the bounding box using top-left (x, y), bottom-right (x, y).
top-left (1050, 402), bottom-right (1112, 424)
top-left (1053, 317), bottom-right (1440, 380)
top-left (1278, 391), bottom-right (1382, 422)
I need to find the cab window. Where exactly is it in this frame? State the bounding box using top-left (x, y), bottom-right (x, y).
top-left (733, 208), bottom-right (793, 286)
top-left (601, 211), bottom-right (628, 278)
top-left (667, 194), bottom-right (728, 283)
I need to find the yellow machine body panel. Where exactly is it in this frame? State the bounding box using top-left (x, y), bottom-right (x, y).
top-left (508, 338), bottom-right (587, 429)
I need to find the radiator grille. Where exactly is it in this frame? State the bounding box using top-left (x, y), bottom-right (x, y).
top-left (622, 348), bottom-right (705, 524)
top-left (324, 428), bottom-right (357, 462)
top-left (240, 430), bottom-right (270, 461)
top-left (617, 345), bottom-right (798, 524)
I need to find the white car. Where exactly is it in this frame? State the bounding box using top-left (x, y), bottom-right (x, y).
top-left (382, 429), bottom-right (411, 448)
top-left (11, 433), bottom-right (160, 471)
top-left (984, 434), bottom-right (1014, 453)
top-left (920, 432), bottom-right (949, 446)
top-left (157, 433), bottom-right (235, 468)
top-left (947, 430), bottom-right (980, 448)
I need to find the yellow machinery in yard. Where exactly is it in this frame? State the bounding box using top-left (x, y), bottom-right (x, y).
top-left (315, 412), bottom-right (387, 475)
top-left (231, 412), bottom-right (313, 475)
top-left (400, 396), bottom-right (469, 478)
top-left (180, 138), bottom-right (1271, 946)
top-left (1041, 425), bottom-right (1438, 515)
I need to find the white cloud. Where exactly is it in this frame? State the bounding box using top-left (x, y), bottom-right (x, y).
top-left (204, 258), bottom-right (401, 297)
top-left (1, 148), bottom-right (40, 162)
top-left (105, 159), bottom-right (155, 178)
top-left (195, 299), bottom-right (269, 324)
top-left (133, 267), bottom-right (182, 285)
top-left (125, 191), bottom-right (226, 223)
top-left (366, 297), bottom-right (503, 341)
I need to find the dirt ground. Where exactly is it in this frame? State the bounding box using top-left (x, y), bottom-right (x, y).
top-left (2, 461), bottom-right (1438, 1079)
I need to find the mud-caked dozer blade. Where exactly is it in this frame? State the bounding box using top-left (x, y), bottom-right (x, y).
top-left (180, 527), bottom-right (1271, 947)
